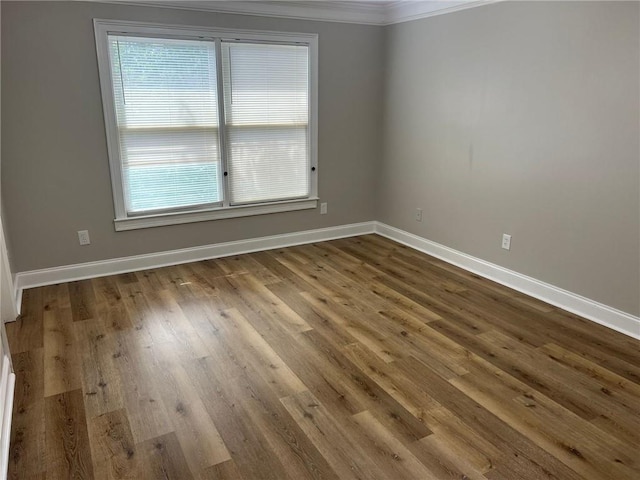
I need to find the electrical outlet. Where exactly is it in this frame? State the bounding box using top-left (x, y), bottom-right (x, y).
top-left (320, 202), bottom-right (328, 215)
top-left (502, 233), bottom-right (511, 250)
top-left (78, 230), bottom-right (91, 246)
top-left (415, 208), bottom-right (423, 222)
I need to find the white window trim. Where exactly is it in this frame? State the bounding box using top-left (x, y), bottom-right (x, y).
top-left (93, 19), bottom-right (319, 231)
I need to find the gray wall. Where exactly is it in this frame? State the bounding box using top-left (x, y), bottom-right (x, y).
top-left (380, 1), bottom-right (640, 316)
top-left (1, 1), bottom-right (383, 271)
top-left (2, 1), bottom-right (639, 317)
top-left (1, 2), bottom-right (19, 322)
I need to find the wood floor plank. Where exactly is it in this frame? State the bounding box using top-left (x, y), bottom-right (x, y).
top-left (73, 319), bottom-right (124, 419)
top-left (198, 459), bottom-right (245, 480)
top-left (42, 283), bottom-right (71, 311)
top-left (118, 287), bottom-right (167, 348)
top-left (43, 306), bottom-right (81, 397)
top-left (111, 330), bottom-right (172, 444)
top-left (479, 330), bottom-right (640, 427)
top-left (143, 289), bottom-right (210, 361)
top-left (539, 342), bottom-right (640, 399)
top-left (298, 329), bottom-right (433, 444)
top-left (250, 250), bottom-right (317, 292)
top-left (92, 275), bottom-right (124, 313)
top-left (225, 273), bottom-right (313, 334)
top-left (279, 246), bottom-right (390, 313)
top-left (87, 408), bottom-right (141, 480)
top-left (368, 309), bottom-right (470, 379)
top-left (397, 354), bottom-right (586, 480)
top-left (350, 410), bottom-right (440, 479)
top-left (419, 403), bottom-right (505, 474)
top-left (138, 432), bottom-right (194, 480)
top-left (221, 365), bottom-right (341, 480)
top-left (342, 344), bottom-right (502, 477)
top-left (266, 282), bottom-right (358, 347)
top-left (430, 317), bottom-right (639, 424)
top-left (280, 390), bottom-right (385, 480)
top-left (45, 389), bottom-right (94, 480)
top-left (134, 269), bottom-right (165, 292)
top-left (374, 272), bottom-right (495, 335)
top-left (209, 308), bottom-right (308, 397)
top-left (224, 253), bottom-right (282, 286)
top-left (451, 368), bottom-right (639, 480)
top-left (187, 356), bottom-right (296, 480)
top-left (6, 234), bottom-right (639, 479)
top-left (415, 434), bottom-right (491, 480)
top-left (69, 280), bottom-right (97, 323)
top-left (299, 291), bottom-right (404, 363)
top-left (8, 349), bottom-right (45, 479)
top-left (547, 309), bottom-right (640, 365)
top-left (150, 341), bottom-right (232, 472)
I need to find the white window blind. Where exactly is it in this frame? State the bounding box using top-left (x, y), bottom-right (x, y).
top-left (109, 35), bottom-right (222, 215)
top-left (95, 21), bottom-right (318, 230)
top-left (222, 42), bottom-right (310, 205)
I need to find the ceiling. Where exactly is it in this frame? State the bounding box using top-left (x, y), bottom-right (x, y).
top-left (97, 0), bottom-right (502, 25)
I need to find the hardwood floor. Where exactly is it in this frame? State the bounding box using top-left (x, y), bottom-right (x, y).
top-left (6, 234), bottom-right (640, 479)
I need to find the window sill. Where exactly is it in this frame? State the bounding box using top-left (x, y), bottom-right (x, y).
top-left (114, 198), bottom-right (319, 231)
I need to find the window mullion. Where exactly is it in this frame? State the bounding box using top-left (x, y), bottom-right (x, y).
top-left (214, 38), bottom-right (231, 208)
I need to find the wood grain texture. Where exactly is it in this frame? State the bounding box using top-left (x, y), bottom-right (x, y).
top-left (87, 409), bottom-right (141, 480)
top-left (6, 235), bottom-right (640, 479)
top-left (45, 389), bottom-right (94, 479)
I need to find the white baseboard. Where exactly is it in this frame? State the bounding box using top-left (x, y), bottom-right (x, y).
top-left (13, 221), bottom-right (376, 314)
top-left (0, 372), bottom-right (14, 480)
top-left (374, 222), bottom-right (640, 340)
top-left (0, 216), bottom-right (18, 324)
top-left (12, 220), bottom-right (639, 340)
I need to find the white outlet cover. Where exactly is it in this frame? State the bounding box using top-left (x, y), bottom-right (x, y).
top-left (78, 230), bottom-right (91, 246)
top-left (502, 234), bottom-right (511, 250)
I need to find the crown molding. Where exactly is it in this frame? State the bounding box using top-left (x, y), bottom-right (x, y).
top-left (89, 1), bottom-right (388, 25)
top-left (85, 1), bottom-right (502, 26)
top-left (385, 0), bottom-right (503, 25)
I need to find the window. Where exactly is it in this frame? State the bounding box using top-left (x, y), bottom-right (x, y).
top-left (94, 20), bottom-right (318, 230)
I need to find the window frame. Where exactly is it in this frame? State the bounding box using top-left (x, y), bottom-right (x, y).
top-left (94, 19), bottom-right (318, 231)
